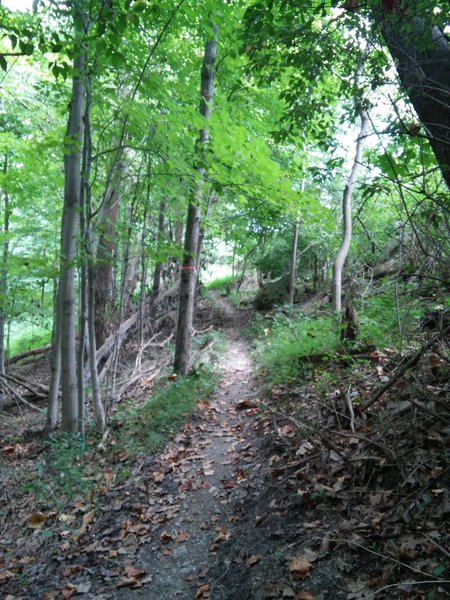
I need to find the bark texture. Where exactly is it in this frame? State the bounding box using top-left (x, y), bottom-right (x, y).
top-left (59, 5), bottom-right (86, 433)
top-left (332, 110), bottom-right (369, 313)
top-left (288, 220), bottom-right (299, 306)
top-left (174, 26), bottom-right (218, 376)
top-left (377, 6), bottom-right (450, 189)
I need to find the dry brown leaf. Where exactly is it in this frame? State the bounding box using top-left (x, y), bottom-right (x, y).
top-left (174, 531), bottom-right (190, 543)
top-left (246, 554), bottom-right (260, 566)
top-left (159, 531), bottom-right (173, 543)
top-left (82, 510), bottom-right (94, 529)
top-left (26, 512), bottom-right (47, 528)
top-left (62, 565), bottom-right (82, 578)
top-left (289, 557), bottom-right (313, 581)
top-left (125, 565), bottom-right (146, 578)
top-left (195, 583), bottom-right (210, 598)
top-left (61, 585), bottom-right (75, 599)
top-left (303, 520), bottom-right (320, 530)
top-left (296, 592), bottom-right (315, 600)
top-left (254, 513), bottom-right (267, 527)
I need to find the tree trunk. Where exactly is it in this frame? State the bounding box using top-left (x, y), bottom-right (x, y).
top-left (93, 150), bottom-right (126, 347)
top-left (174, 26), bottom-right (218, 376)
top-left (0, 155), bottom-right (10, 384)
top-left (46, 282), bottom-right (61, 432)
top-left (59, 3), bottom-right (86, 433)
top-left (288, 220), bottom-right (299, 306)
top-left (376, 6), bottom-right (450, 189)
top-left (332, 109), bottom-right (369, 313)
top-left (152, 200), bottom-right (166, 295)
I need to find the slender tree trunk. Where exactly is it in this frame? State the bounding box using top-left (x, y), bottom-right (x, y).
top-left (332, 109), bottom-right (369, 314)
top-left (46, 281), bottom-right (61, 432)
top-left (174, 26), bottom-right (218, 376)
top-left (152, 200), bottom-right (166, 295)
top-left (288, 220), bottom-right (299, 306)
top-left (195, 191), bottom-right (216, 274)
top-left (83, 74), bottom-right (105, 432)
top-left (0, 155), bottom-right (10, 382)
top-left (174, 220), bottom-right (183, 283)
top-left (59, 3), bottom-right (86, 433)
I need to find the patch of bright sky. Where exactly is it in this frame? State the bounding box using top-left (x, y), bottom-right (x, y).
top-left (3, 0), bottom-right (32, 11)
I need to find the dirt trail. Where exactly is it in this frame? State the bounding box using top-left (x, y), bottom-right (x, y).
top-left (116, 296), bottom-right (258, 599)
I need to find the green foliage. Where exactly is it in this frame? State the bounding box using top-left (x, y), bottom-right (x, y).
top-left (111, 367), bottom-right (219, 458)
top-left (23, 434), bottom-right (94, 507)
top-left (254, 311), bottom-right (339, 385)
top-left (358, 292), bottom-right (422, 348)
top-left (206, 274), bottom-right (235, 290)
top-left (8, 318), bottom-right (52, 357)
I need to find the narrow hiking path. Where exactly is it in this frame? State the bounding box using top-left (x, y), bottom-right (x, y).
top-left (117, 297), bottom-right (260, 599)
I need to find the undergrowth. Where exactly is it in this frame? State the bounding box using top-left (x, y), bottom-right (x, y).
top-left (111, 367), bottom-right (219, 458)
top-left (20, 368), bottom-right (219, 510)
top-left (206, 273), bottom-right (243, 291)
top-left (253, 289), bottom-right (424, 385)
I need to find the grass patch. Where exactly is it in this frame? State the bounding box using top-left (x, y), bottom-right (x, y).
top-left (17, 366), bottom-right (219, 512)
top-left (111, 366), bottom-right (219, 458)
top-left (205, 273), bottom-right (243, 291)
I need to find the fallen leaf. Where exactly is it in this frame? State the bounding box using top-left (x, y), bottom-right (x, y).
top-left (75, 582), bottom-right (92, 594)
top-left (62, 565), bottom-right (82, 578)
top-left (125, 565), bottom-right (146, 578)
top-left (289, 557), bottom-right (313, 580)
top-left (296, 592), bottom-right (315, 599)
top-left (26, 512), bottom-right (47, 528)
top-left (254, 513), bottom-right (267, 527)
top-left (82, 510), bottom-right (95, 529)
top-left (160, 531), bottom-right (173, 544)
top-left (246, 554), bottom-right (260, 566)
top-left (61, 585), bottom-right (75, 599)
top-left (195, 582), bottom-right (210, 598)
top-left (174, 531), bottom-right (190, 543)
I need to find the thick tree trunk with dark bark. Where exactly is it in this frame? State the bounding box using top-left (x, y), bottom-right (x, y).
top-left (377, 5), bottom-right (450, 189)
top-left (93, 153), bottom-right (126, 347)
top-left (174, 26), bottom-right (218, 376)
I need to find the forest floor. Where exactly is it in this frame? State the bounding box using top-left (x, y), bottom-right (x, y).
top-left (0, 293), bottom-right (449, 599)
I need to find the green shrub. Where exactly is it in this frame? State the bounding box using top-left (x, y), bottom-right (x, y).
top-left (254, 311), bottom-right (339, 385)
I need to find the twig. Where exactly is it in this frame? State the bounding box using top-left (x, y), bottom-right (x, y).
top-left (326, 429), bottom-right (396, 460)
top-left (423, 533), bottom-right (450, 559)
top-left (0, 380), bottom-right (41, 412)
top-left (365, 580), bottom-right (450, 598)
top-left (362, 330), bottom-right (447, 410)
top-left (336, 537), bottom-right (447, 581)
top-left (345, 385), bottom-right (356, 433)
top-left (0, 373), bottom-right (47, 398)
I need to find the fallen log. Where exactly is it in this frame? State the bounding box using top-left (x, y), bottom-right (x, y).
top-left (8, 344), bottom-right (52, 365)
top-left (298, 345), bottom-right (376, 366)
